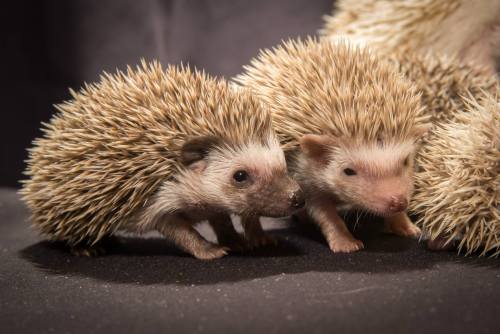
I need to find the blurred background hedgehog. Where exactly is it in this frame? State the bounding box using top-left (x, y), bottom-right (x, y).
top-left (20, 61), bottom-right (304, 259)
top-left (320, 0), bottom-right (500, 256)
top-left (321, 0), bottom-right (500, 74)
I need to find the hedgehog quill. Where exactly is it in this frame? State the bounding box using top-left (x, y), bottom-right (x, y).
top-left (236, 38), bottom-right (431, 253)
top-left (321, 0), bottom-right (500, 74)
top-left (411, 94), bottom-right (500, 256)
top-left (20, 61), bottom-right (304, 260)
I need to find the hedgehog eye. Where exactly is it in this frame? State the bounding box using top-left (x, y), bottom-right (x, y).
top-left (233, 170), bottom-right (249, 183)
top-left (403, 156), bottom-right (410, 166)
top-left (343, 168), bottom-right (357, 176)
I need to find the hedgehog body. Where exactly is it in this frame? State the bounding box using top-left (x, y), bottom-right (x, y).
top-left (411, 94), bottom-right (500, 256)
top-left (21, 62), bottom-right (303, 259)
top-left (236, 38), bottom-right (430, 253)
top-left (321, 0), bottom-right (500, 73)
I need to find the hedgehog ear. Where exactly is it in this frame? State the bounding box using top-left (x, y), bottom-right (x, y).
top-left (181, 135), bottom-right (221, 173)
top-left (299, 134), bottom-right (334, 164)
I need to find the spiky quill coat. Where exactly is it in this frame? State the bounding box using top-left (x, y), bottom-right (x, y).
top-left (21, 62), bottom-right (273, 245)
top-left (235, 38), bottom-right (427, 154)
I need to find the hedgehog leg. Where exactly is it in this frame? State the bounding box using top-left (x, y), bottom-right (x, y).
top-left (241, 215), bottom-right (278, 249)
top-left (209, 213), bottom-right (246, 252)
top-left (384, 212), bottom-right (421, 239)
top-left (308, 200), bottom-right (364, 253)
top-left (158, 216), bottom-right (229, 260)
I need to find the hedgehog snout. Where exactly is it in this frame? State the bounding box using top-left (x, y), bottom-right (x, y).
top-left (388, 196), bottom-right (408, 213)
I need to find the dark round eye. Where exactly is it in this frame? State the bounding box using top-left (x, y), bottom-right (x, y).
top-left (233, 170), bottom-right (249, 183)
top-left (343, 168), bottom-right (357, 176)
top-left (403, 156), bottom-right (409, 166)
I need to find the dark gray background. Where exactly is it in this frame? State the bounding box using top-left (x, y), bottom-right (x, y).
top-left (0, 0), bottom-right (332, 187)
top-left (2, 2), bottom-right (500, 334)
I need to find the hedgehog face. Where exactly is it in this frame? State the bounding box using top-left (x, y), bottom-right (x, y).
top-left (181, 135), bottom-right (304, 217)
top-left (300, 134), bottom-right (418, 217)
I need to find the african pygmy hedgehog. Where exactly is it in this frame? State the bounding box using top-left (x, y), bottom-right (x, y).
top-left (236, 38), bottom-right (431, 253)
top-left (21, 61), bottom-right (304, 260)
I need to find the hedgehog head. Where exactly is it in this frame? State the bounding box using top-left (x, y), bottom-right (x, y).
top-left (175, 133), bottom-right (304, 218)
top-left (298, 130), bottom-right (429, 217)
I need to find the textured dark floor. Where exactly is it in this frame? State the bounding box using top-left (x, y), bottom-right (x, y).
top-left (1, 187), bottom-right (499, 334)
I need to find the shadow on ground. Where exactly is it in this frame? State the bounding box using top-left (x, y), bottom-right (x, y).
top-left (20, 219), bottom-right (499, 286)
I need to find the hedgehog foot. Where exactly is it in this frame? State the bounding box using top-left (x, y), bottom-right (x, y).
top-left (384, 213), bottom-right (421, 239)
top-left (193, 243), bottom-right (229, 260)
top-left (327, 235), bottom-right (364, 253)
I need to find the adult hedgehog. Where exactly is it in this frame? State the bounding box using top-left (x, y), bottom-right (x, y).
top-left (321, 0), bottom-right (500, 74)
top-left (21, 61), bottom-right (303, 259)
top-left (236, 38), bottom-right (431, 253)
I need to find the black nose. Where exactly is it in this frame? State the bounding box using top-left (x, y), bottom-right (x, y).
top-left (290, 190), bottom-right (305, 209)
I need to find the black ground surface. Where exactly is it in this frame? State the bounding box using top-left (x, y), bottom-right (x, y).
top-left (1, 187), bottom-right (499, 334)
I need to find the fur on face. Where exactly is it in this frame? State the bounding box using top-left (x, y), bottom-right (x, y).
top-left (139, 134), bottom-right (301, 230)
top-left (296, 133), bottom-right (428, 216)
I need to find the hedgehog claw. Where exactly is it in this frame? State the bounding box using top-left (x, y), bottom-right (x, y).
top-left (384, 215), bottom-right (422, 239)
top-left (328, 237), bottom-right (364, 253)
top-left (193, 244), bottom-right (229, 260)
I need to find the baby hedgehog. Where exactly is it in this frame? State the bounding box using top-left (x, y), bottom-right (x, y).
top-left (411, 94), bottom-right (500, 256)
top-left (236, 38), bottom-right (430, 253)
top-left (21, 61), bottom-right (304, 260)
top-left (321, 0), bottom-right (500, 74)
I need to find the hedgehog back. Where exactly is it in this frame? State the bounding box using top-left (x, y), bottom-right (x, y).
top-left (235, 38), bottom-right (424, 151)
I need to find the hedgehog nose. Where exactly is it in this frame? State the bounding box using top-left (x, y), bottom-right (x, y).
top-left (290, 190), bottom-right (305, 210)
top-left (389, 196), bottom-right (408, 213)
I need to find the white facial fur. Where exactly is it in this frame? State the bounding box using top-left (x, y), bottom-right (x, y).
top-left (298, 137), bottom-right (417, 217)
top-left (139, 135), bottom-right (299, 230)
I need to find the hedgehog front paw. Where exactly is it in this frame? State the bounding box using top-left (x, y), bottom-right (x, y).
top-left (327, 237), bottom-right (364, 253)
top-left (193, 244), bottom-right (229, 260)
top-left (385, 217), bottom-right (421, 239)
top-left (392, 223), bottom-right (421, 239)
top-left (246, 233), bottom-right (278, 249)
